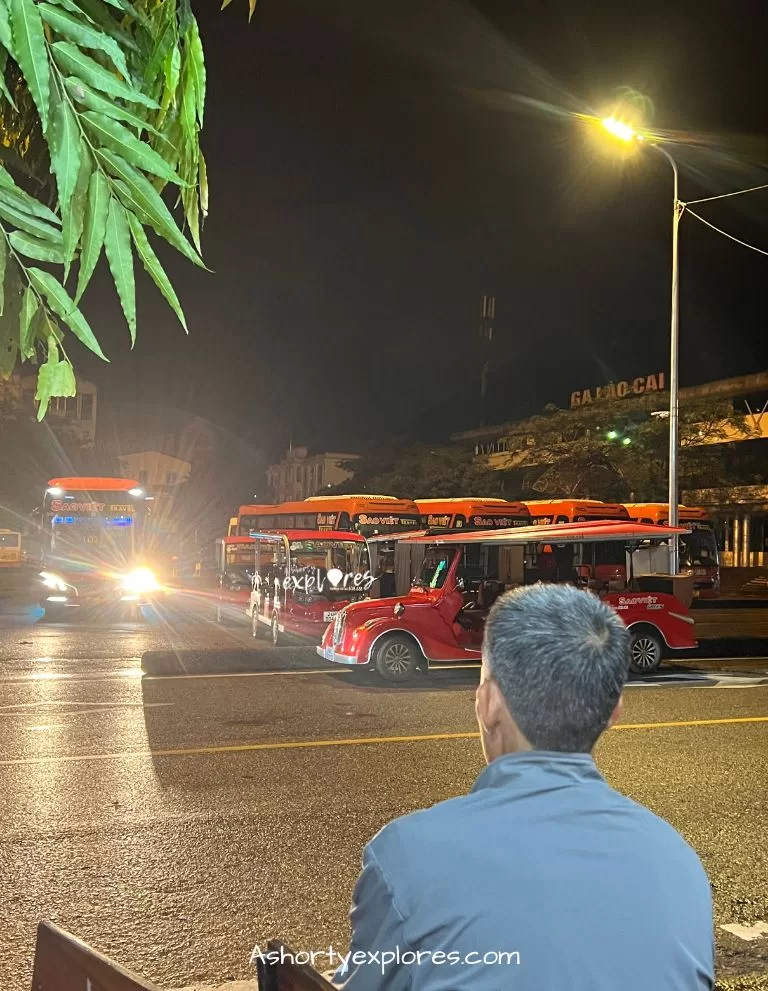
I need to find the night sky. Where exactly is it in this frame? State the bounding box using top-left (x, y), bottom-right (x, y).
top-left (74, 0), bottom-right (768, 458)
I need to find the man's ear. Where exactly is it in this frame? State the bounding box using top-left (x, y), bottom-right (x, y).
top-left (476, 676), bottom-right (506, 733)
top-left (606, 694), bottom-right (624, 730)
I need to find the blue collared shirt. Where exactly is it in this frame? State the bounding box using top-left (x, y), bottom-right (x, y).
top-left (334, 751), bottom-right (714, 990)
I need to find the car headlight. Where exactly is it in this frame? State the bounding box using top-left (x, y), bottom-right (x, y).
top-left (120, 567), bottom-right (160, 595)
top-left (40, 571), bottom-right (68, 592)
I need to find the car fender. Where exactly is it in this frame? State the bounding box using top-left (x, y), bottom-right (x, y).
top-left (363, 621), bottom-right (428, 664)
top-left (625, 618), bottom-right (670, 649)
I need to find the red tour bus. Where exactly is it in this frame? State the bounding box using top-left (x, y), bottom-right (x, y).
top-left (624, 503), bottom-right (720, 597)
top-left (248, 529), bottom-right (371, 644)
top-left (415, 498), bottom-right (532, 530)
top-left (318, 520), bottom-right (697, 681)
top-left (228, 495), bottom-right (421, 539)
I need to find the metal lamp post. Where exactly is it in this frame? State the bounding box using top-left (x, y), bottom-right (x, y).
top-left (601, 118), bottom-right (682, 573)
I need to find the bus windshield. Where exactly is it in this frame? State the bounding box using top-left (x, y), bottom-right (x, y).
top-left (0, 532), bottom-right (20, 548)
top-left (44, 490), bottom-right (143, 569)
top-left (288, 539), bottom-right (369, 575)
top-left (680, 528), bottom-right (718, 568)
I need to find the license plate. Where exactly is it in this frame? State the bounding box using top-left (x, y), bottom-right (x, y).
top-left (323, 611), bottom-right (337, 622)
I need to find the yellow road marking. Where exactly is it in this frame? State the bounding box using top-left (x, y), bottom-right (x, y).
top-left (0, 716), bottom-right (766, 767)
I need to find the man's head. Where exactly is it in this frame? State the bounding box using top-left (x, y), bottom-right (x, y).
top-left (475, 583), bottom-right (630, 761)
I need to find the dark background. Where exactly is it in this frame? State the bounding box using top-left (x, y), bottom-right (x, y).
top-left (72, 0), bottom-right (768, 456)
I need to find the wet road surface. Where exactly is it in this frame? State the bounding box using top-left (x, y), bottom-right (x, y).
top-left (0, 597), bottom-right (767, 989)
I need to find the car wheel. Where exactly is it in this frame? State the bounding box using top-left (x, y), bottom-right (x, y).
top-left (629, 628), bottom-right (663, 674)
top-left (271, 613), bottom-right (280, 646)
top-left (373, 634), bottom-right (418, 683)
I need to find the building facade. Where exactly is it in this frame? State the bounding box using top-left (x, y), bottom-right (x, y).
top-left (452, 370), bottom-right (768, 571)
top-left (118, 450), bottom-right (191, 532)
top-left (266, 448), bottom-right (359, 503)
top-left (0, 371), bottom-right (97, 443)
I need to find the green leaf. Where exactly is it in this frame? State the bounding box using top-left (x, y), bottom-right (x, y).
top-left (75, 169), bottom-right (109, 301)
top-left (0, 195), bottom-right (63, 242)
top-left (49, 0), bottom-right (92, 17)
top-left (9, 0), bottom-right (50, 132)
top-left (61, 147), bottom-right (92, 279)
top-left (144, 12), bottom-right (175, 86)
top-left (186, 19), bottom-right (205, 126)
top-left (0, 231), bottom-right (5, 317)
top-left (0, 47), bottom-right (18, 110)
top-left (39, 4), bottom-right (131, 80)
top-left (0, 165), bottom-right (62, 223)
top-left (81, 111), bottom-right (182, 185)
top-left (73, 0), bottom-right (141, 49)
top-left (9, 230), bottom-right (66, 263)
top-left (158, 43), bottom-right (180, 125)
top-left (179, 57), bottom-right (197, 149)
top-left (28, 266), bottom-right (107, 359)
top-left (35, 337), bottom-right (60, 418)
top-left (199, 152), bottom-right (208, 217)
top-left (19, 285), bottom-right (38, 356)
top-left (52, 41), bottom-right (158, 108)
top-left (126, 211), bottom-right (186, 331)
top-left (104, 196), bottom-right (135, 343)
top-left (64, 75), bottom-right (159, 134)
top-left (180, 181), bottom-right (199, 253)
top-left (49, 82), bottom-right (82, 213)
top-left (96, 148), bottom-right (205, 268)
top-left (0, 0), bottom-right (12, 50)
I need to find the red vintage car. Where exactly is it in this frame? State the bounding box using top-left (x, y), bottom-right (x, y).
top-left (318, 521), bottom-right (697, 681)
top-left (249, 529), bottom-right (373, 644)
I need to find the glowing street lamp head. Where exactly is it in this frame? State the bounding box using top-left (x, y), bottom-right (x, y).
top-left (601, 116), bottom-right (639, 143)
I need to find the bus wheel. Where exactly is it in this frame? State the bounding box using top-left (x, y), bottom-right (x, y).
top-left (271, 613), bottom-right (280, 646)
top-left (373, 635), bottom-right (418, 683)
top-left (629, 627), bottom-right (663, 675)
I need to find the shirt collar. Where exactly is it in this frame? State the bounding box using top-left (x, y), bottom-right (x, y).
top-left (471, 750), bottom-right (604, 794)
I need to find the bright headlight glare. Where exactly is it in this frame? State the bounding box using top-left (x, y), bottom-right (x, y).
top-left (120, 567), bottom-right (159, 594)
top-left (40, 571), bottom-right (67, 591)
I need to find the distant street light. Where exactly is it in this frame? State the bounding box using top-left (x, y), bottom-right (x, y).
top-left (600, 115), bottom-right (682, 574)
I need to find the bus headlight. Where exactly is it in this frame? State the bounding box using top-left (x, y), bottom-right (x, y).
top-left (40, 572), bottom-right (68, 592)
top-left (120, 567), bottom-right (160, 595)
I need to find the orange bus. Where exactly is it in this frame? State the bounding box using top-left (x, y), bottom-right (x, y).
top-left (624, 503), bottom-right (719, 597)
top-left (415, 499), bottom-right (532, 530)
top-left (228, 495), bottom-right (421, 539)
top-left (522, 499), bottom-right (631, 524)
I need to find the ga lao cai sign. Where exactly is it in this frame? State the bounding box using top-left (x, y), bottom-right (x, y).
top-left (570, 372), bottom-right (665, 409)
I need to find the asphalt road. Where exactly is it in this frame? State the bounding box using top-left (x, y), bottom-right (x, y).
top-left (0, 598), bottom-right (767, 990)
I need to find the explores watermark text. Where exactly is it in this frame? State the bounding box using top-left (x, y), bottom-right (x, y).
top-left (249, 943), bottom-right (521, 976)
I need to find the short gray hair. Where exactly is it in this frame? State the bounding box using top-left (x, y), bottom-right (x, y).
top-left (483, 584), bottom-right (630, 752)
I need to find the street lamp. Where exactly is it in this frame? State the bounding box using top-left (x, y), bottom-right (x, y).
top-left (600, 116), bottom-right (681, 574)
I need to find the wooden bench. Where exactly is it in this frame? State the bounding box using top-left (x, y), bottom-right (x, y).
top-left (31, 920), bottom-right (162, 991)
top-left (31, 923), bottom-right (335, 991)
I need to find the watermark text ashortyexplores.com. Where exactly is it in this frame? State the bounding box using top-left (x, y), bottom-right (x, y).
top-left (250, 944), bottom-right (521, 975)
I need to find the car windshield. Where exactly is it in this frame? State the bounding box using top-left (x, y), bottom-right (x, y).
top-left (419, 548), bottom-right (454, 589)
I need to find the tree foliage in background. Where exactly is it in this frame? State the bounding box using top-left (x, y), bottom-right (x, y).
top-left (0, 0), bottom-right (206, 417)
top-left (501, 396), bottom-right (757, 501)
top-left (329, 444), bottom-right (507, 499)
